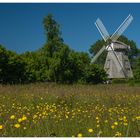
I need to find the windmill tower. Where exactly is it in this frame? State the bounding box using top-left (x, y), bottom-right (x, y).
top-left (91, 14), bottom-right (133, 79)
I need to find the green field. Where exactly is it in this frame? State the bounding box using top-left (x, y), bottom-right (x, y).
top-left (0, 83), bottom-right (140, 137)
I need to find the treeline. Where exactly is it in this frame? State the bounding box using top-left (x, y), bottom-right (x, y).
top-left (0, 14), bottom-right (140, 84)
top-left (0, 14), bottom-right (107, 84)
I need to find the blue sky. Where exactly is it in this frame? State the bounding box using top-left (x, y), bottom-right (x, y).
top-left (0, 3), bottom-right (140, 54)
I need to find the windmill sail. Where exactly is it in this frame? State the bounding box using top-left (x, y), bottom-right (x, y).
top-left (95, 18), bottom-right (110, 42)
top-left (91, 46), bottom-right (106, 63)
top-left (110, 14), bottom-right (133, 41)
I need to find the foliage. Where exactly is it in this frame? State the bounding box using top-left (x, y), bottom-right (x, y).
top-left (0, 14), bottom-right (107, 84)
top-left (0, 45), bottom-right (26, 84)
top-left (133, 56), bottom-right (140, 83)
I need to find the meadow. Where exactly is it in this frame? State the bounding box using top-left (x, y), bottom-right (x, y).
top-left (0, 83), bottom-right (140, 137)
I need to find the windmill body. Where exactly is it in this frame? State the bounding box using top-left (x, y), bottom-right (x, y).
top-left (104, 41), bottom-right (133, 78)
top-left (91, 14), bottom-right (134, 79)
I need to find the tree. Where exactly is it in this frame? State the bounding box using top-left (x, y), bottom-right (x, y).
top-left (81, 64), bottom-right (107, 84)
top-left (0, 45), bottom-right (26, 84)
top-left (133, 56), bottom-right (140, 83)
top-left (43, 14), bottom-right (63, 57)
top-left (0, 45), bottom-right (9, 83)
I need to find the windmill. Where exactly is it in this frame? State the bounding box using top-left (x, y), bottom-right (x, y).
top-left (91, 14), bottom-right (134, 79)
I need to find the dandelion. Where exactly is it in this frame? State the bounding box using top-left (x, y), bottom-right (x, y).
top-left (10, 115), bottom-right (15, 120)
top-left (115, 131), bottom-right (122, 137)
top-left (111, 125), bottom-right (115, 129)
top-left (104, 120), bottom-right (108, 123)
top-left (77, 133), bottom-right (82, 137)
top-left (88, 128), bottom-right (93, 133)
top-left (18, 118), bottom-right (22, 123)
top-left (96, 117), bottom-right (99, 120)
top-left (22, 115), bottom-right (27, 121)
top-left (65, 115), bottom-right (68, 119)
top-left (0, 125), bottom-right (3, 130)
top-left (14, 123), bottom-right (20, 128)
top-left (123, 116), bottom-right (127, 120)
top-left (97, 124), bottom-right (100, 128)
top-left (136, 116), bottom-right (140, 120)
top-left (124, 122), bottom-right (128, 126)
top-left (114, 122), bottom-right (118, 126)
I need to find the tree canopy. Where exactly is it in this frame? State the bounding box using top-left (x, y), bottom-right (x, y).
top-left (0, 14), bottom-right (107, 84)
top-left (0, 15), bottom-right (140, 84)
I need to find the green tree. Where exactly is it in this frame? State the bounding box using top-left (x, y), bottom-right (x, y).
top-left (83, 64), bottom-right (107, 84)
top-left (133, 56), bottom-right (140, 83)
top-left (0, 45), bottom-right (26, 84)
top-left (43, 14), bottom-right (63, 57)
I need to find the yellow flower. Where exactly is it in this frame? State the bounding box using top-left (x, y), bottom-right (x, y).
top-left (0, 125), bottom-right (3, 130)
top-left (33, 114), bottom-right (37, 119)
top-left (104, 120), bottom-right (108, 123)
top-left (96, 117), bottom-right (99, 120)
top-left (18, 118), bottom-right (22, 123)
top-left (10, 115), bottom-right (15, 120)
top-left (114, 122), bottom-right (118, 126)
top-left (22, 115), bottom-right (27, 121)
top-left (97, 124), bottom-right (100, 128)
top-left (115, 131), bottom-right (122, 137)
top-left (111, 125), bottom-right (115, 129)
top-left (123, 116), bottom-right (126, 120)
top-left (14, 123), bottom-right (20, 128)
top-left (65, 115), bottom-right (69, 119)
top-left (77, 133), bottom-right (82, 137)
top-left (88, 128), bottom-right (93, 133)
top-left (136, 116), bottom-right (140, 120)
top-left (124, 122), bottom-right (128, 126)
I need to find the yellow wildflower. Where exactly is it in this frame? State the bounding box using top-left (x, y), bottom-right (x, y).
top-left (22, 115), bottom-right (27, 121)
top-left (124, 122), bottom-right (128, 126)
top-left (65, 115), bottom-right (69, 119)
top-left (0, 125), bottom-right (3, 130)
top-left (114, 122), bottom-right (118, 126)
top-left (14, 123), bottom-right (20, 128)
top-left (88, 128), bottom-right (93, 133)
top-left (115, 131), bottom-right (122, 137)
top-left (97, 124), bottom-right (100, 128)
top-left (136, 116), bottom-right (140, 120)
top-left (18, 118), bottom-right (22, 123)
top-left (111, 125), bottom-right (115, 129)
top-left (123, 116), bottom-right (126, 120)
top-left (33, 114), bottom-right (37, 119)
top-left (96, 117), bottom-right (99, 120)
top-left (10, 115), bottom-right (15, 120)
top-left (77, 133), bottom-right (82, 137)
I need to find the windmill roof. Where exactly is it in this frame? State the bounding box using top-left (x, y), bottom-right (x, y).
top-left (112, 41), bottom-right (129, 50)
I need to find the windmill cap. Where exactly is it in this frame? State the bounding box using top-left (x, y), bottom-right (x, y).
top-left (112, 41), bottom-right (130, 50)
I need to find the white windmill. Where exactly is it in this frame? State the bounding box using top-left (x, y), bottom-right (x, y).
top-left (91, 14), bottom-right (133, 79)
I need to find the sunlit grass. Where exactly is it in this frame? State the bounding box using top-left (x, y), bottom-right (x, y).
top-left (0, 83), bottom-right (140, 137)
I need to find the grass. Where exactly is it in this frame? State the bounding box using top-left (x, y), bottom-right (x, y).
top-left (0, 83), bottom-right (140, 137)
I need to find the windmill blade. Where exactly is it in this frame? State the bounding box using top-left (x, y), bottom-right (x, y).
top-left (108, 45), bottom-right (127, 77)
top-left (91, 46), bottom-right (106, 63)
top-left (110, 14), bottom-right (133, 41)
top-left (95, 18), bottom-right (110, 42)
